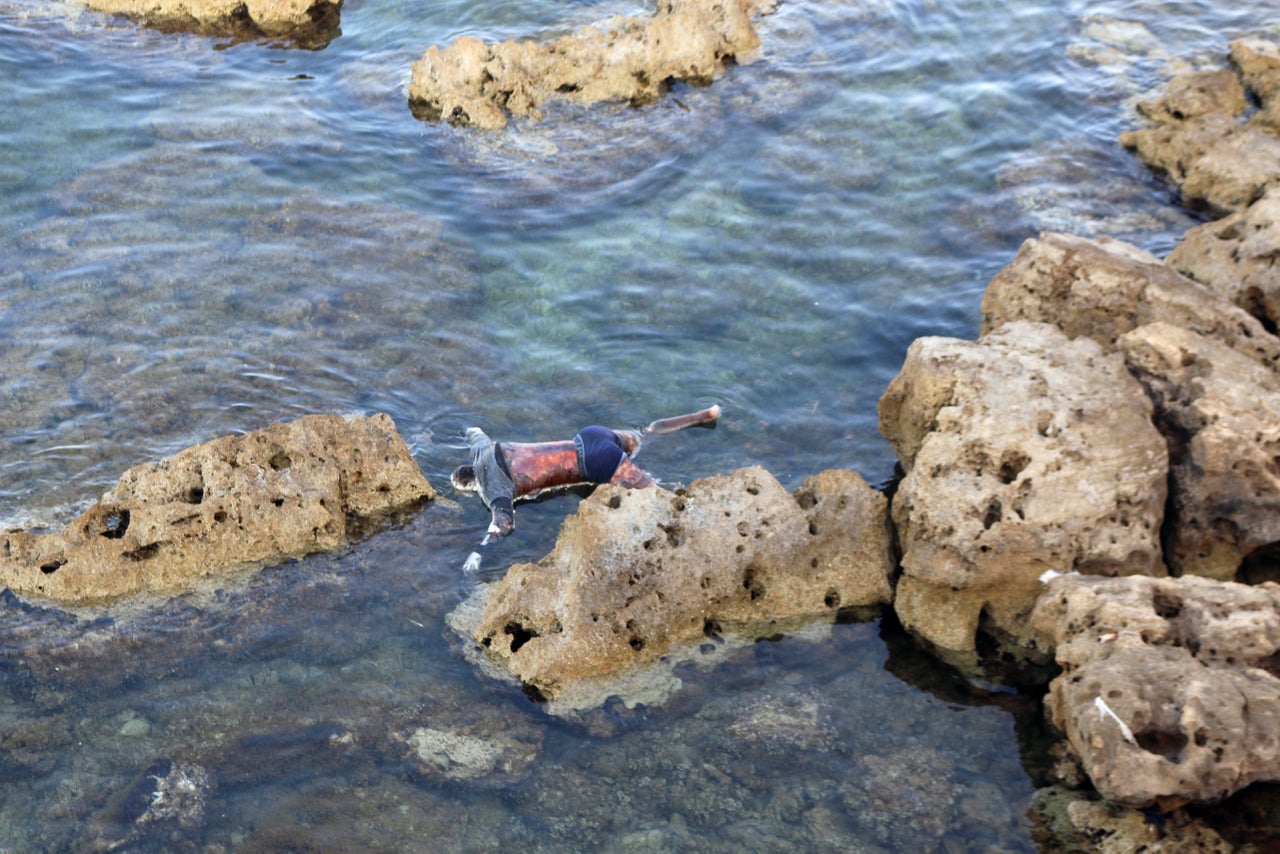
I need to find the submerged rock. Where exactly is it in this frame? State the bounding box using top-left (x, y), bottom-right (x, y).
top-left (451, 466), bottom-right (893, 711)
top-left (1030, 785), bottom-right (1237, 853)
top-left (83, 759), bottom-right (213, 852)
top-left (0, 413), bottom-right (432, 605)
top-left (80, 0), bottom-right (341, 45)
top-left (879, 321), bottom-right (1167, 673)
top-left (390, 722), bottom-right (542, 786)
top-left (408, 0), bottom-right (778, 129)
top-left (1032, 574), bottom-right (1280, 808)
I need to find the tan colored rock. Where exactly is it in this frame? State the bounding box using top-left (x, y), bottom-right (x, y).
top-left (1032, 574), bottom-right (1280, 807)
top-left (408, 0), bottom-right (777, 129)
top-left (1133, 69), bottom-right (1249, 125)
top-left (0, 414), bottom-right (432, 605)
top-left (1120, 322), bottom-right (1280, 580)
top-left (455, 466), bottom-right (893, 708)
top-left (1121, 66), bottom-right (1280, 215)
top-left (981, 231), bottom-right (1280, 368)
top-left (1168, 187), bottom-right (1280, 333)
top-left (1231, 37), bottom-right (1280, 133)
top-left (879, 322), bottom-right (1167, 671)
top-left (83, 0), bottom-right (340, 43)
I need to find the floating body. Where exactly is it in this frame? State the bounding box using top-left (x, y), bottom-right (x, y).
top-left (453, 405), bottom-right (720, 541)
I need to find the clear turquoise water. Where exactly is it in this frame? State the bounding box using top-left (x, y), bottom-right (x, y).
top-left (0, 0), bottom-right (1270, 848)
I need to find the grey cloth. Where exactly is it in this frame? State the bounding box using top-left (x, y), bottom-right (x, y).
top-left (464, 427), bottom-right (516, 539)
top-left (464, 427), bottom-right (514, 509)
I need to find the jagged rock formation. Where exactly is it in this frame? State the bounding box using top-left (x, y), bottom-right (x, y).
top-left (878, 321), bottom-right (1167, 672)
top-left (0, 414), bottom-right (432, 605)
top-left (82, 0), bottom-right (341, 45)
top-left (408, 0), bottom-right (778, 129)
top-left (452, 466), bottom-right (893, 709)
top-left (1168, 187), bottom-right (1280, 333)
top-left (980, 231), bottom-right (1280, 582)
top-left (980, 230), bottom-right (1280, 367)
top-left (1118, 38), bottom-right (1280, 217)
top-left (1120, 322), bottom-right (1280, 580)
top-left (1032, 574), bottom-right (1280, 808)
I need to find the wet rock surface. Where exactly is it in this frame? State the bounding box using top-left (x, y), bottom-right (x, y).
top-left (878, 321), bottom-right (1167, 672)
top-left (1030, 785), bottom-right (1237, 853)
top-left (83, 758), bottom-right (214, 852)
top-left (451, 465), bottom-right (894, 710)
top-left (1032, 574), bottom-right (1280, 808)
top-left (408, 0), bottom-right (778, 129)
top-left (1120, 51), bottom-right (1280, 215)
top-left (80, 0), bottom-right (341, 45)
top-left (0, 413), bottom-right (433, 604)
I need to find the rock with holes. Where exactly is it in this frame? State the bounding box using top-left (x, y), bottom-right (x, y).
top-left (81, 0), bottom-right (341, 44)
top-left (1167, 187), bottom-right (1280, 334)
top-left (980, 231), bottom-right (1280, 368)
top-left (1120, 321), bottom-right (1280, 580)
top-left (407, 0), bottom-right (778, 129)
top-left (0, 413), bottom-right (432, 605)
top-left (1119, 61), bottom-right (1280, 216)
top-left (452, 466), bottom-right (893, 711)
top-left (1031, 574), bottom-right (1280, 807)
top-left (878, 321), bottom-right (1168, 674)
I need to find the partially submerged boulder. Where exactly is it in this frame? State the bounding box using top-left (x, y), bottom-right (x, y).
top-left (0, 413), bottom-right (432, 605)
top-left (1120, 322), bottom-right (1280, 581)
top-left (452, 466), bottom-right (893, 710)
top-left (82, 0), bottom-right (341, 45)
top-left (879, 321), bottom-right (1167, 673)
top-left (1120, 57), bottom-right (1280, 215)
top-left (1032, 574), bottom-right (1280, 808)
top-left (408, 0), bottom-right (777, 129)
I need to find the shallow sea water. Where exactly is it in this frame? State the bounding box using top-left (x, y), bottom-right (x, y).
top-left (2, 0), bottom-right (1278, 849)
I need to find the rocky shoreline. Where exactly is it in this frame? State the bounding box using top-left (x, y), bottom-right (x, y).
top-left (10, 7), bottom-right (1280, 846)
top-left (451, 35), bottom-right (1280, 831)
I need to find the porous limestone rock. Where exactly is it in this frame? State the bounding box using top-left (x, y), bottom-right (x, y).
top-left (454, 466), bottom-right (893, 709)
top-left (980, 231), bottom-right (1280, 369)
top-left (1031, 574), bottom-right (1280, 807)
top-left (1231, 37), bottom-right (1280, 134)
top-left (0, 413), bottom-right (432, 605)
top-left (1121, 62), bottom-right (1280, 215)
top-left (1168, 187), bottom-right (1280, 333)
top-left (82, 0), bottom-right (340, 44)
top-left (879, 321), bottom-right (1167, 672)
top-left (408, 0), bottom-right (778, 129)
top-left (1119, 322), bottom-right (1280, 580)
